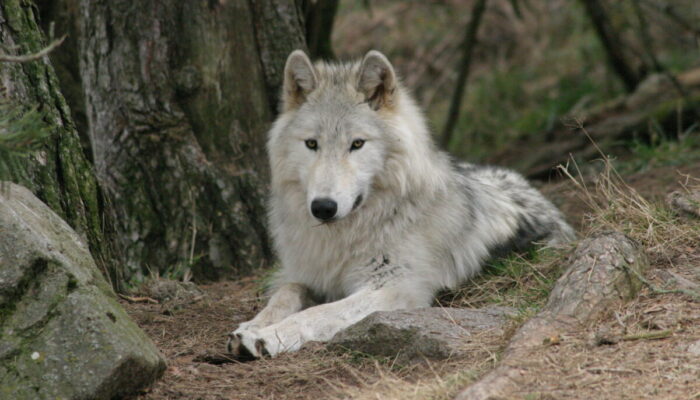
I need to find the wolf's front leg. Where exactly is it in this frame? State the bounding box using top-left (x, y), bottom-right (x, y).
top-left (227, 282), bottom-right (314, 356)
top-left (235, 284), bottom-right (432, 358)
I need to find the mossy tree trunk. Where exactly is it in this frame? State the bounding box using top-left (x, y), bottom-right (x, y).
top-left (36, 0), bottom-right (90, 159)
top-left (0, 0), bottom-right (121, 287)
top-left (74, 0), bottom-right (306, 281)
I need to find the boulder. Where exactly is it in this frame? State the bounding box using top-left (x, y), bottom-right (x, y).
top-left (328, 306), bottom-right (515, 364)
top-left (0, 183), bottom-right (166, 399)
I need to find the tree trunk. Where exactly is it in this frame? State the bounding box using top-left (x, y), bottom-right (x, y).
top-left (440, 0), bottom-right (488, 149)
top-left (0, 0), bottom-right (121, 287)
top-left (303, 0), bottom-right (339, 60)
top-left (247, 0), bottom-right (308, 113)
top-left (580, 0), bottom-right (642, 92)
top-left (77, 0), bottom-right (306, 281)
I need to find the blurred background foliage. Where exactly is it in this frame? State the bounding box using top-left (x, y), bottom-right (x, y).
top-left (332, 0), bottom-right (700, 162)
top-left (2, 0), bottom-right (699, 286)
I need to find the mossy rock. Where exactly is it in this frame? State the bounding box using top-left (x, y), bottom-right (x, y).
top-left (0, 182), bottom-right (166, 399)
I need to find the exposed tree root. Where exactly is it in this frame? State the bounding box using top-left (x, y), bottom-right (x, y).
top-left (624, 263), bottom-right (700, 302)
top-left (455, 231), bottom-right (648, 400)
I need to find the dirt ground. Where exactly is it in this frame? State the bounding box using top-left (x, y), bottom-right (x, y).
top-left (126, 276), bottom-right (489, 400)
top-left (126, 161), bottom-right (700, 400)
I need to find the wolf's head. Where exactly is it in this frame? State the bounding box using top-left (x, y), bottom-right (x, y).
top-left (268, 50), bottom-right (409, 223)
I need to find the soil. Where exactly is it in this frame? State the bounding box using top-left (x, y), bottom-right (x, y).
top-left (126, 276), bottom-right (485, 400)
top-left (127, 160), bottom-right (700, 400)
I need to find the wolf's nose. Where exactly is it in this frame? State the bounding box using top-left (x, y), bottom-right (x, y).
top-left (311, 198), bottom-right (337, 221)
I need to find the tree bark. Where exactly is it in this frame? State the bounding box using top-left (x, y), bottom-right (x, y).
top-left (78, 0), bottom-right (305, 281)
top-left (35, 0), bottom-right (89, 159)
top-left (248, 0), bottom-right (307, 112)
top-left (0, 0), bottom-right (121, 287)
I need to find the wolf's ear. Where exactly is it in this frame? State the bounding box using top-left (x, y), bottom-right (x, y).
top-left (358, 50), bottom-right (396, 111)
top-left (283, 50), bottom-right (317, 112)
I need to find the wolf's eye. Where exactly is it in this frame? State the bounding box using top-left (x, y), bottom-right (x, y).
top-left (350, 139), bottom-right (365, 151)
top-left (305, 139), bottom-right (318, 151)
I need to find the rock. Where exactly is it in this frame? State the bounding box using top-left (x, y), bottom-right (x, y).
top-left (0, 183), bottom-right (166, 399)
top-left (328, 306), bottom-right (515, 364)
top-left (667, 190), bottom-right (700, 218)
top-left (687, 340), bottom-right (700, 356)
top-left (142, 279), bottom-right (204, 305)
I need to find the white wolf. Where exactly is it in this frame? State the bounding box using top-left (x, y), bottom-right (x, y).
top-left (227, 50), bottom-right (574, 359)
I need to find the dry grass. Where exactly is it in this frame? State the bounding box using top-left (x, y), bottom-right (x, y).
top-left (437, 248), bottom-right (566, 312)
top-left (336, 366), bottom-right (477, 400)
top-left (559, 128), bottom-right (700, 258)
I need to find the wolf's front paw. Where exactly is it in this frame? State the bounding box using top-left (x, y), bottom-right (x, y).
top-left (226, 328), bottom-right (273, 360)
top-left (226, 331), bottom-right (256, 361)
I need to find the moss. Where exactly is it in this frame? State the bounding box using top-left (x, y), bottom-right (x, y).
top-left (0, 259), bottom-right (48, 328)
top-left (0, 0), bottom-right (121, 288)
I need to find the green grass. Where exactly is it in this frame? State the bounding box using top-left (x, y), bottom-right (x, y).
top-left (437, 246), bottom-right (567, 316)
top-left (617, 125), bottom-right (700, 173)
top-left (335, 1), bottom-right (700, 163)
top-left (256, 262), bottom-right (280, 294)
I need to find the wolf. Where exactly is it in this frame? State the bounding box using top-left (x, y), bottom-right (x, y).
top-left (227, 50), bottom-right (575, 358)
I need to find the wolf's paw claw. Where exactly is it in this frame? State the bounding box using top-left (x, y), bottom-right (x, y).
top-left (225, 332), bottom-right (240, 353)
top-left (255, 338), bottom-right (270, 357)
top-left (226, 331), bottom-right (258, 361)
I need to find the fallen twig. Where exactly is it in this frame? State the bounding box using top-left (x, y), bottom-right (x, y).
top-left (587, 367), bottom-right (638, 374)
top-left (622, 329), bottom-right (672, 341)
top-left (118, 293), bottom-right (160, 304)
top-left (623, 263), bottom-right (700, 302)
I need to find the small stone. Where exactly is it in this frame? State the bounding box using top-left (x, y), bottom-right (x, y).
top-left (687, 340), bottom-right (700, 356)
